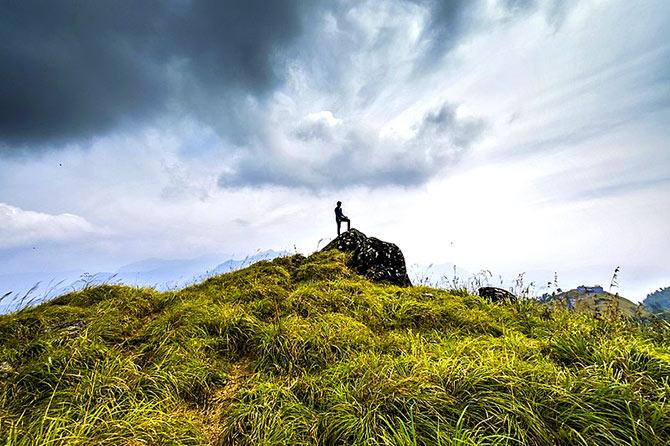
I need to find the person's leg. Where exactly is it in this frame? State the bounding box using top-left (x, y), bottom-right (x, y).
top-left (346, 217), bottom-right (350, 231)
top-left (337, 220), bottom-right (341, 236)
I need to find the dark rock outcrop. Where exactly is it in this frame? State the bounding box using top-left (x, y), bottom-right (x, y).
top-left (321, 228), bottom-right (411, 287)
top-left (478, 287), bottom-right (517, 303)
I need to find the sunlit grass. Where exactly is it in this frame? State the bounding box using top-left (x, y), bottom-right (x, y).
top-left (1, 250), bottom-right (668, 445)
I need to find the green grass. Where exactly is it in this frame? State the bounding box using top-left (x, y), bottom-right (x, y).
top-left (1, 250), bottom-right (669, 445)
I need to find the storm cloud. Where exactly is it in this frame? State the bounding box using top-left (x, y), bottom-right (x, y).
top-left (1, 0), bottom-right (571, 189)
top-left (0, 0), bottom-right (303, 148)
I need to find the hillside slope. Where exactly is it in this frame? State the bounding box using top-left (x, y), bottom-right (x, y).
top-left (1, 251), bottom-right (669, 445)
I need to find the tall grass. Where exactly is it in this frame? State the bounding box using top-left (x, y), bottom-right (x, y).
top-left (1, 250), bottom-right (668, 445)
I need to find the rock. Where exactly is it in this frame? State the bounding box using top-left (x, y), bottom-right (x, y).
top-left (48, 319), bottom-right (86, 334)
top-left (478, 287), bottom-right (517, 303)
top-left (322, 228), bottom-right (411, 287)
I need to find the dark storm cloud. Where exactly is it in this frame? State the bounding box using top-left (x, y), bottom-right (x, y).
top-left (0, 0), bottom-right (303, 149)
top-left (0, 0), bottom-right (576, 189)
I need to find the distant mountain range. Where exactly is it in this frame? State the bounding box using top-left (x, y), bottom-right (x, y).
top-left (113, 249), bottom-right (287, 290)
top-left (0, 249), bottom-right (287, 314)
top-left (3, 253), bottom-right (668, 319)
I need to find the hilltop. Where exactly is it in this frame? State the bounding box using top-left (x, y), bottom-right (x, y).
top-left (544, 286), bottom-right (647, 318)
top-left (1, 249), bottom-right (669, 445)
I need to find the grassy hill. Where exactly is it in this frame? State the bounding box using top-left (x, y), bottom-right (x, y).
top-left (546, 289), bottom-right (647, 318)
top-left (1, 250), bottom-right (669, 445)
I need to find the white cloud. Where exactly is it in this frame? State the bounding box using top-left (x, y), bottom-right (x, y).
top-left (306, 111), bottom-right (342, 127)
top-left (0, 203), bottom-right (99, 248)
top-left (292, 111), bottom-right (342, 142)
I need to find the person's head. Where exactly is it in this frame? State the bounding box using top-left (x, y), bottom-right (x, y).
top-left (336, 201), bottom-right (342, 207)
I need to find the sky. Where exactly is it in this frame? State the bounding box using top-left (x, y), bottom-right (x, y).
top-left (1, 0), bottom-right (669, 302)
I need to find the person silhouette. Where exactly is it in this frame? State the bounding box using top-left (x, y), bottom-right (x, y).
top-left (334, 201), bottom-right (350, 236)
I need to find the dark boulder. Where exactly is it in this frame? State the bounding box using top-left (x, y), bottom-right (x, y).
top-left (478, 287), bottom-right (517, 303)
top-left (321, 228), bottom-right (411, 287)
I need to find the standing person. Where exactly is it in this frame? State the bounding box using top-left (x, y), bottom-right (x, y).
top-left (334, 201), bottom-right (350, 236)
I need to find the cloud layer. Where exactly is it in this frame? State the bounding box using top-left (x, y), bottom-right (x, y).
top-left (0, 0), bottom-right (669, 301)
top-left (217, 103), bottom-right (486, 189)
top-left (0, 0), bottom-right (564, 189)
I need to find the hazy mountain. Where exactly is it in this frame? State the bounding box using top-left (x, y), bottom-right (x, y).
top-left (0, 250), bottom-right (286, 314)
top-left (211, 250), bottom-right (289, 275)
top-left (643, 286), bottom-right (670, 313)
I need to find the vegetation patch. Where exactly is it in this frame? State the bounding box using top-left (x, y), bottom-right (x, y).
top-left (1, 252), bottom-right (669, 445)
